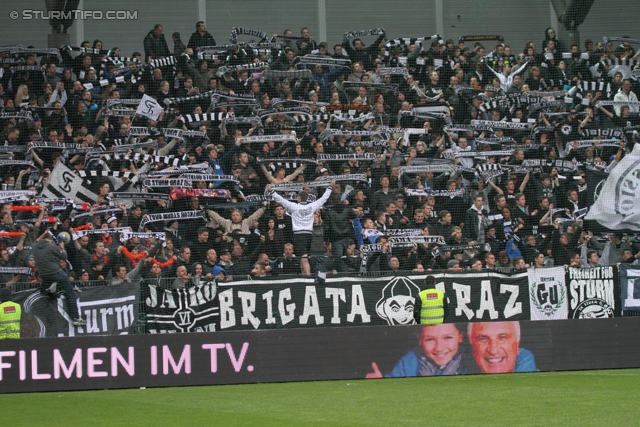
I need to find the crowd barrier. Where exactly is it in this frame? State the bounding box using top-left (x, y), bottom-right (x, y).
top-left (7, 264), bottom-right (640, 338)
top-left (2, 317), bottom-right (640, 393)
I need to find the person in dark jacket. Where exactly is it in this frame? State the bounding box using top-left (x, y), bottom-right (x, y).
top-left (326, 201), bottom-right (356, 272)
top-left (32, 233), bottom-right (84, 325)
top-left (341, 30), bottom-right (386, 71)
top-left (143, 24), bottom-right (171, 60)
top-left (172, 32), bottom-right (187, 57)
top-left (187, 21), bottom-right (216, 50)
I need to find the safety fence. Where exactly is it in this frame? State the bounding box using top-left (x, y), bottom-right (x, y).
top-left (7, 263), bottom-right (640, 338)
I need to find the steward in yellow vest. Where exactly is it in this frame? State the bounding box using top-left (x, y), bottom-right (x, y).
top-left (413, 275), bottom-right (445, 324)
top-left (0, 288), bottom-right (21, 339)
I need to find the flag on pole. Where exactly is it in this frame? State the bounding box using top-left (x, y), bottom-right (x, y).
top-left (136, 94), bottom-right (163, 121)
top-left (584, 144), bottom-right (640, 230)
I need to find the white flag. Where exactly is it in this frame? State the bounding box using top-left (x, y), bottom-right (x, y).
top-left (136, 94), bottom-right (163, 121)
top-left (584, 144), bottom-right (640, 230)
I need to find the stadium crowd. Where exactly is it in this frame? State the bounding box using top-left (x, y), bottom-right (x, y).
top-left (1, 22), bottom-right (640, 290)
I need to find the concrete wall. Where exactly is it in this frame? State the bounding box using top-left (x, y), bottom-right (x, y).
top-left (0, 1), bottom-right (637, 57)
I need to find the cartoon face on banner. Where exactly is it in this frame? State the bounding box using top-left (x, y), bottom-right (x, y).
top-left (375, 276), bottom-right (421, 325)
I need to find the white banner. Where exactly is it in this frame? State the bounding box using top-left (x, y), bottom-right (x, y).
top-left (528, 267), bottom-right (568, 321)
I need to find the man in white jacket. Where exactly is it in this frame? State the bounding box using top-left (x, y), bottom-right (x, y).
top-left (266, 180), bottom-right (336, 276)
top-left (613, 79), bottom-right (639, 116)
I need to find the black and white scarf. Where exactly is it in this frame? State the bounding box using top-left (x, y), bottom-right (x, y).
top-left (180, 174), bottom-right (239, 183)
top-left (259, 107), bottom-right (312, 119)
top-left (72, 227), bottom-right (131, 241)
top-left (111, 192), bottom-right (168, 201)
top-left (331, 112), bottom-right (375, 123)
top-left (229, 27), bottom-right (274, 44)
top-left (0, 267), bottom-right (34, 276)
top-left (565, 139), bottom-right (621, 151)
top-left (581, 128), bottom-right (625, 139)
top-left (399, 163), bottom-right (453, 178)
top-left (458, 35), bottom-right (504, 43)
top-left (474, 137), bottom-right (516, 146)
top-left (238, 134), bottom-right (297, 144)
top-left (375, 67), bottom-right (410, 81)
top-left (112, 141), bottom-right (158, 152)
top-left (120, 231), bottom-right (166, 243)
top-left (596, 100), bottom-right (640, 109)
top-left (263, 69), bottom-right (312, 80)
top-left (385, 35), bottom-right (441, 48)
top-left (344, 28), bottom-right (385, 39)
top-left (10, 46), bottom-right (62, 62)
top-left (138, 210), bottom-right (207, 232)
top-left (271, 98), bottom-right (329, 108)
top-left (388, 236), bottom-right (445, 245)
top-left (179, 112), bottom-right (231, 124)
top-left (470, 120), bottom-right (532, 130)
top-left (0, 110), bottom-right (32, 122)
top-left (142, 178), bottom-right (192, 188)
top-left (71, 207), bottom-right (123, 222)
top-left (0, 190), bottom-right (36, 202)
top-left (162, 91), bottom-right (213, 107)
top-left (299, 55), bottom-right (351, 67)
top-left (0, 160), bottom-right (35, 168)
top-left (87, 153), bottom-right (179, 166)
top-left (318, 174), bottom-right (368, 182)
top-left (316, 153), bottom-right (376, 161)
top-left (271, 180), bottom-right (332, 190)
top-left (363, 229), bottom-right (423, 238)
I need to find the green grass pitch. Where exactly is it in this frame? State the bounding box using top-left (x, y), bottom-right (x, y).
top-left (2, 369), bottom-right (639, 426)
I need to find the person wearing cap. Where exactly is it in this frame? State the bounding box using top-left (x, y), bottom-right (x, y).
top-left (76, 269), bottom-right (90, 284)
top-left (212, 265), bottom-right (226, 281)
top-left (0, 288), bottom-right (21, 339)
top-left (446, 259), bottom-right (463, 272)
top-left (216, 248), bottom-right (239, 279)
top-left (32, 231), bottom-right (85, 326)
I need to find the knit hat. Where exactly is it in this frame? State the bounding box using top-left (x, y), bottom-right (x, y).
top-left (212, 266), bottom-right (226, 277)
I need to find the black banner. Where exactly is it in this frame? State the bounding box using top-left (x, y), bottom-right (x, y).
top-left (619, 264), bottom-right (640, 311)
top-left (211, 271), bottom-right (529, 331)
top-left (437, 271), bottom-right (530, 322)
top-left (566, 266), bottom-right (621, 318)
top-left (143, 282), bottom-right (220, 333)
top-left (13, 284), bottom-right (139, 337)
top-left (3, 318), bottom-right (640, 392)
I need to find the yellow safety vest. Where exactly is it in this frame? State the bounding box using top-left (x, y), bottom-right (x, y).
top-left (0, 301), bottom-right (21, 339)
top-left (419, 288), bottom-right (444, 324)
